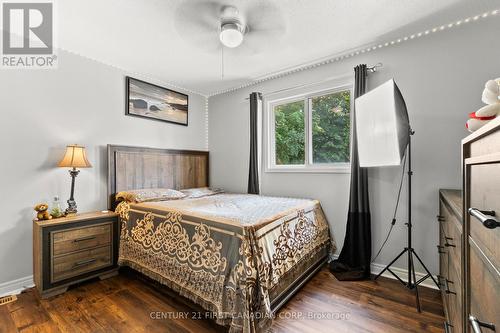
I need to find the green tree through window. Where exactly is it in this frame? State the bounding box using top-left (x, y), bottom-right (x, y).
top-left (312, 91), bottom-right (350, 163)
top-left (273, 89), bottom-right (350, 167)
top-left (274, 101), bottom-right (305, 165)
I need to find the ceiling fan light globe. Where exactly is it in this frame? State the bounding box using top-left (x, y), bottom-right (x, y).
top-left (220, 23), bottom-right (244, 48)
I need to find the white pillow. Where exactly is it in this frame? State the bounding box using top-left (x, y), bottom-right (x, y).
top-left (181, 187), bottom-right (224, 198)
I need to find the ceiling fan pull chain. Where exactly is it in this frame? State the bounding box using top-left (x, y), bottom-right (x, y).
top-left (221, 46), bottom-right (225, 80)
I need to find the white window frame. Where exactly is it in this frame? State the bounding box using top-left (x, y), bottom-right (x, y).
top-left (265, 84), bottom-right (353, 174)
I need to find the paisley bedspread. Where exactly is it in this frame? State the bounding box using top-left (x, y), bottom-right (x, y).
top-left (116, 193), bottom-right (334, 333)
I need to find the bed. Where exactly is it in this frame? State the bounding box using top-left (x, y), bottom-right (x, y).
top-left (107, 145), bottom-right (334, 333)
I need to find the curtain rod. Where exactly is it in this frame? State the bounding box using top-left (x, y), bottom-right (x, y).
top-left (244, 63), bottom-right (383, 100)
top-left (367, 62), bottom-right (383, 73)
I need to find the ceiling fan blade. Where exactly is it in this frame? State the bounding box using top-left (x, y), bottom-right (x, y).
top-left (247, 26), bottom-right (287, 40)
top-left (228, 29), bottom-right (285, 56)
top-left (173, 1), bottom-right (222, 52)
top-left (243, 2), bottom-right (288, 35)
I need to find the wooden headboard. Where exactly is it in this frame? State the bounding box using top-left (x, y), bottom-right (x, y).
top-left (107, 145), bottom-right (209, 209)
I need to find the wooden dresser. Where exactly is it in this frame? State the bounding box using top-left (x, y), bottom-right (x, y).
top-left (462, 117), bottom-right (500, 333)
top-left (33, 211), bottom-right (119, 298)
top-left (438, 189), bottom-right (464, 333)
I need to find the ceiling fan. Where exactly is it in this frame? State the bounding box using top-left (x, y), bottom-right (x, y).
top-left (174, 1), bottom-right (287, 54)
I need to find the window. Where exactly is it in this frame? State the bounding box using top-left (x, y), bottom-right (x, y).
top-left (267, 86), bottom-right (352, 172)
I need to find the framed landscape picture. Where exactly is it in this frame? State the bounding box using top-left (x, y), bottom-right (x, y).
top-left (126, 76), bottom-right (189, 126)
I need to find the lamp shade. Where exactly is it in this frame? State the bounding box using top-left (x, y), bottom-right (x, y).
top-left (58, 144), bottom-right (92, 168)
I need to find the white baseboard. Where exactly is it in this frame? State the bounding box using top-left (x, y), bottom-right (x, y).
top-left (0, 275), bottom-right (34, 298)
top-left (332, 255), bottom-right (439, 290)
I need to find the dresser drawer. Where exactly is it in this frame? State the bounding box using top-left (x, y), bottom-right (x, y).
top-left (438, 201), bottom-right (450, 283)
top-left (468, 238), bottom-right (499, 333)
top-left (446, 218), bottom-right (462, 281)
top-left (52, 245), bottom-right (112, 283)
top-left (439, 234), bottom-right (449, 281)
top-left (52, 222), bottom-right (112, 256)
top-left (445, 262), bottom-right (462, 332)
top-left (439, 201), bottom-right (462, 279)
top-left (469, 128), bottom-right (500, 158)
top-left (469, 163), bottom-right (500, 270)
top-left (439, 203), bottom-right (450, 316)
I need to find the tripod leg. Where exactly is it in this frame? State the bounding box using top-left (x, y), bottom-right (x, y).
top-left (412, 249), bottom-right (440, 288)
top-left (374, 248), bottom-right (407, 280)
top-left (410, 252), bottom-right (421, 312)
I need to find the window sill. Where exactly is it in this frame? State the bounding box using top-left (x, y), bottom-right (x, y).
top-left (265, 166), bottom-right (351, 174)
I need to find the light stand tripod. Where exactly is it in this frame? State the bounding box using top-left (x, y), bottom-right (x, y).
top-left (374, 129), bottom-right (440, 312)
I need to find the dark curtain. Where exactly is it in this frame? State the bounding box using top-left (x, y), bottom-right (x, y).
top-left (330, 64), bottom-right (372, 280)
top-left (248, 92), bottom-right (262, 194)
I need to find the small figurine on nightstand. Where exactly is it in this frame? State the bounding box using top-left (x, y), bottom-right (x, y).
top-left (34, 203), bottom-right (52, 221)
top-left (50, 196), bottom-right (64, 218)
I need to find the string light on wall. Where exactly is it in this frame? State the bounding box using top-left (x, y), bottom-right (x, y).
top-left (205, 97), bottom-right (209, 150)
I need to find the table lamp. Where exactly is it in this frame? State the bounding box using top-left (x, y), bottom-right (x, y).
top-left (58, 144), bottom-right (92, 215)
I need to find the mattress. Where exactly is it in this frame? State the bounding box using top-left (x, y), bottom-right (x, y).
top-left (116, 193), bottom-right (333, 333)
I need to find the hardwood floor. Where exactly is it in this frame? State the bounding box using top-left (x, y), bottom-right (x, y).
top-left (0, 267), bottom-right (444, 333)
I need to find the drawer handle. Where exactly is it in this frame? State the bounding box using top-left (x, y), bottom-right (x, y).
top-left (468, 208), bottom-right (500, 229)
top-left (437, 215), bottom-right (446, 222)
top-left (437, 275), bottom-right (444, 288)
top-left (73, 258), bottom-right (96, 267)
top-left (469, 315), bottom-right (495, 333)
top-left (444, 237), bottom-right (456, 248)
top-left (444, 322), bottom-right (453, 333)
top-left (444, 279), bottom-right (456, 295)
top-left (73, 235), bottom-right (97, 242)
top-left (437, 245), bottom-right (446, 254)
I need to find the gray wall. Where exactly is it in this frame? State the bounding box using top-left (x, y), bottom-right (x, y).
top-left (208, 18), bottom-right (500, 275)
top-left (0, 49), bottom-right (207, 285)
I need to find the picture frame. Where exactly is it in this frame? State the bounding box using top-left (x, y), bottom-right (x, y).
top-left (125, 76), bottom-right (189, 126)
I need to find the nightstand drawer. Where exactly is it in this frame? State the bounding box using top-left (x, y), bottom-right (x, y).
top-left (52, 222), bottom-right (112, 256)
top-left (52, 245), bottom-right (112, 282)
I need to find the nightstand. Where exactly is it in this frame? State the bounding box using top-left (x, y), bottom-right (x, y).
top-left (33, 211), bottom-right (119, 298)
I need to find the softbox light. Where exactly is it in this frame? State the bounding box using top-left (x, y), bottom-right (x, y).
top-left (356, 78), bottom-right (440, 304)
top-left (354, 79), bottom-right (410, 167)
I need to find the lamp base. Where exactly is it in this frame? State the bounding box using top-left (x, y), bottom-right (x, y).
top-left (65, 168), bottom-right (80, 215)
top-left (65, 199), bottom-right (78, 215)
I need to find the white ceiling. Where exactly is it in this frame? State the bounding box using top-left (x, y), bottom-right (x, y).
top-left (58, 0), bottom-right (499, 96)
